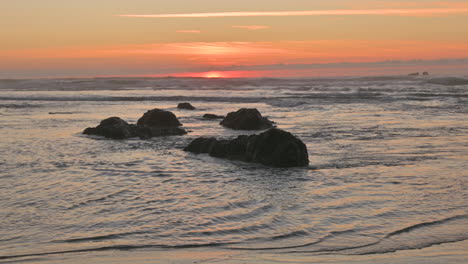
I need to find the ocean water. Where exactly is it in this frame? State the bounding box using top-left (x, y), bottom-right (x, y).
top-left (0, 77), bottom-right (467, 262)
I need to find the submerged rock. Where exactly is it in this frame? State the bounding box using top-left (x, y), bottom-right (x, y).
top-left (83, 117), bottom-right (138, 139)
top-left (202, 113), bottom-right (224, 120)
top-left (83, 109), bottom-right (186, 139)
top-left (427, 77), bottom-right (468, 86)
top-left (177, 102), bottom-right (196, 110)
top-left (220, 108), bottom-right (273, 130)
top-left (184, 128), bottom-right (309, 167)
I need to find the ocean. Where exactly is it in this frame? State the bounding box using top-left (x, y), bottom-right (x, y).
top-left (0, 76), bottom-right (467, 263)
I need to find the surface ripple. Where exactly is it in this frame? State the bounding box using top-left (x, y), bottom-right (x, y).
top-left (0, 77), bottom-right (467, 261)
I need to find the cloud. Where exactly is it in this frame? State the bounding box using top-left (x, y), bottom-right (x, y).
top-left (216, 58), bottom-right (468, 71)
top-left (3, 40), bottom-right (468, 78)
top-left (4, 40), bottom-right (468, 65)
top-left (176, 30), bottom-right (201, 33)
top-left (117, 8), bottom-right (468, 18)
top-left (232, 25), bottom-right (270, 30)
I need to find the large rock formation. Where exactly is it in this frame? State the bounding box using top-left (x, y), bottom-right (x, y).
top-left (184, 128), bottom-right (309, 167)
top-left (83, 109), bottom-right (186, 139)
top-left (177, 102), bottom-right (196, 110)
top-left (220, 108), bottom-right (273, 130)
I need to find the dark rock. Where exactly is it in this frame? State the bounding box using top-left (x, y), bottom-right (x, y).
top-left (184, 128), bottom-right (309, 167)
top-left (183, 137), bottom-right (219, 153)
top-left (220, 108), bottom-right (273, 130)
top-left (203, 113), bottom-right (225, 120)
top-left (83, 117), bottom-right (137, 139)
top-left (245, 128), bottom-right (309, 167)
top-left (427, 77), bottom-right (468, 86)
top-left (209, 136), bottom-right (250, 160)
top-left (137, 108), bottom-right (187, 137)
top-left (177, 102), bottom-right (196, 110)
top-left (83, 109), bottom-right (186, 139)
top-left (422, 72), bottom-right (429, 76)
top-left (49, 112), bottom-right (73, 115)
top-left (130, 124), bottom-right (152, 139)
top-left (137, 108), bottom-right (182, 127)
top-left (408, 72), bottom-right (419, 76)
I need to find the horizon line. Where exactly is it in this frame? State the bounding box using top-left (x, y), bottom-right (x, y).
top-left (1, 73), bottom-right (455, 81)
top-left (2, 57), bottom-right (467, 79)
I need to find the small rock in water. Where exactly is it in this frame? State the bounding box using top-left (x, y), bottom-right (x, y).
top-left (184, 128), bottom-right (309, 167)
top-left (177, 102), bottom-right (196, 110)
top-left (220, 108), bottom-right (273, 130)
top-left (202, 113), bottom-right (225, 120)
top-left (422, 72), bottom-right (429, 76)
top-left (49, 112), bottom-right (74, 115)
top-left (408, 72), bottom-right (419, 76)
top-left (83, 109), bottom-right (186, 139)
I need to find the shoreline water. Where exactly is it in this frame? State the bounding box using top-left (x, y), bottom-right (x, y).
top-left (1, 77), bottom-right (466, 263)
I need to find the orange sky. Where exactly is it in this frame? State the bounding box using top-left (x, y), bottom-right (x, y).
top-left (1, 0), bottom-right (468, 78)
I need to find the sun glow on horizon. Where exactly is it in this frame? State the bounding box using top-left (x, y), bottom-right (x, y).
top-left (178, 71), bottom-right (231, 78)
top-left (203, 71), bottom-right (224, 78)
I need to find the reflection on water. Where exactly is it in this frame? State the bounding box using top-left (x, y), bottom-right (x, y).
top-left (0, 77), bottom-right (467, 261)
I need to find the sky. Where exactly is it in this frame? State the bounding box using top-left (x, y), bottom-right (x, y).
top-left (1, 0), bottom-right (468, 78)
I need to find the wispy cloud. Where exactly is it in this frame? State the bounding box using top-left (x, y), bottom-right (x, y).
top-left (117, 8), bottom-right (468, 18)
top-left (176, 30), bottom-right (201, 34)
top-left (232, 25), bottom-right (270, 30)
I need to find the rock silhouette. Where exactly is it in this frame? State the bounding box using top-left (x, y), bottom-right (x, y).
top-left (177, 102), bottom-right (196, 110)
top-left (137, 108), bottom-right (182, 127)
top-left (184, 128), bottom-right (309, 167)
top-left (83, 109), bottom-right (186, 139)
top-left (220, 108), bottom-right (273, 130)
top-left (203, 113), bottom-right (225, 120)
top-left (136, 108), bottom-right (187, 137)
top-left (83, 117), bottom-right (139, 139)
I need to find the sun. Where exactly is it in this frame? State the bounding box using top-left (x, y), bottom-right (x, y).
top-left (203, 71), bottom-right (224, 78)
